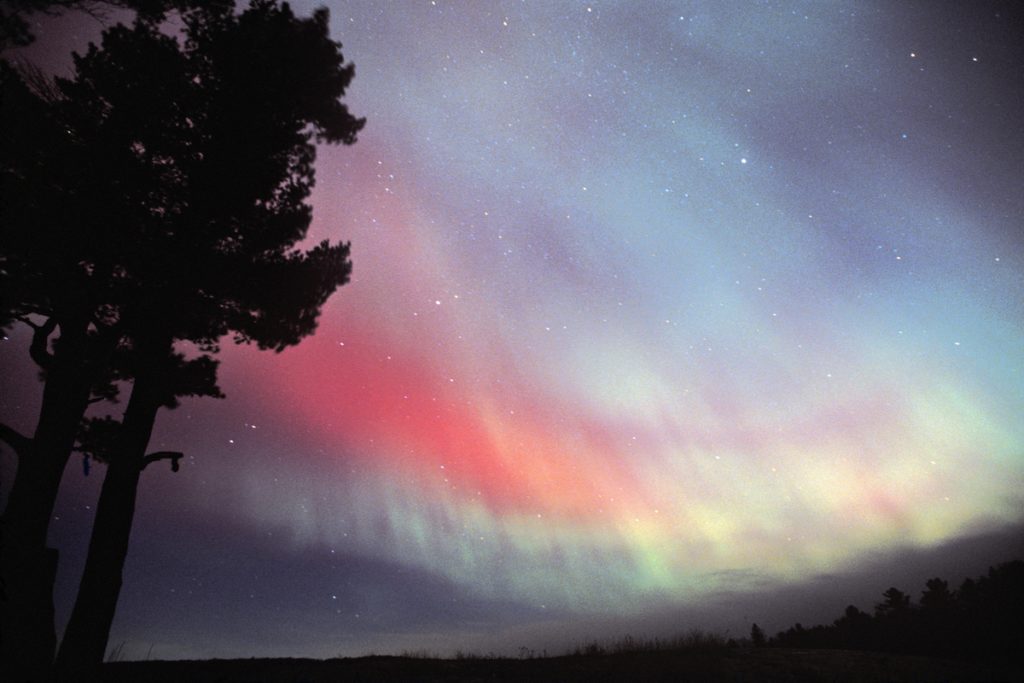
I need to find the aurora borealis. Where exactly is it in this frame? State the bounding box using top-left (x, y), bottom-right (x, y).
top-left (2, 0), bottom-right (1023, 660)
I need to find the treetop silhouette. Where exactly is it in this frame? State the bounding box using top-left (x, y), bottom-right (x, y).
top-left (767, 561), bottom-right (1024, 659)
top-left (920, 577), bottom-right (952, 611)
top-left (874, 586), bottom-right (911, 617)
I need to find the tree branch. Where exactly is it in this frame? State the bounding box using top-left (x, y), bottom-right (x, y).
top-left (140, 451), bottom-right (183, 472)
top-left (0, 422), bottom-right (32, 459)
top-left (17, 316), bottom-right (57, 369)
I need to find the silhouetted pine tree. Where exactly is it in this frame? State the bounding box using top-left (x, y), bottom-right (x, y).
top-left (750, 623), bottom-right (766, 647)
top-left (1, 1), bottom-right (362, 679)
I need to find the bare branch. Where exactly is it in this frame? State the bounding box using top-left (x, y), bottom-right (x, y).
top-left (12, 59), bottom-right (63, 103)
top-left (0, 422), bottom-right (32, 459)
top-left (140, 450), bottom-right (183, 472)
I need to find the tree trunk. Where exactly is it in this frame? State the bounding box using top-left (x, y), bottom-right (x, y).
top-left (1, 318), bottom-right (94, 682)
top-left (53, 455), bottom-right (145, 682)
top-left (55, 339), bottom-right (167, 681)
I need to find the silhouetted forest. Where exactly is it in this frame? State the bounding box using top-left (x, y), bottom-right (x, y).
top-left (764, 560), bottom-right (1024, 660)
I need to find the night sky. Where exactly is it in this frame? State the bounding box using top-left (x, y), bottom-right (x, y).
top-left (2, 0), bottom-right (1024, 660)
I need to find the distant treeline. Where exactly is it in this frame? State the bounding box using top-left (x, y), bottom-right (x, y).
top-left (763, 560), bottom-right (1023, 659)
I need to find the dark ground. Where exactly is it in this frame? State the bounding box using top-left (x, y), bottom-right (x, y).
top-left (101, 648), bottom-right (1023, 682)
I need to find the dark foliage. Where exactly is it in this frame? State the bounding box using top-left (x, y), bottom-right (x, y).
top-left (767, 560), bottom-right (1024, 660)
